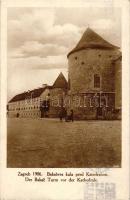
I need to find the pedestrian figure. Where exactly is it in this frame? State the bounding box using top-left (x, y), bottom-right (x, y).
top-left (66, 109), bottom-right (71, 122)
top-left (64, 108), bottom-right (67, 122)
top-left (65, 109), bottom-right (74, 122)
top-left (59, 109), bottom-right (63, 122)
top-left (102, 105), bottom-right (107, 120)
top-left (70, 109), bottom-right (74, 122)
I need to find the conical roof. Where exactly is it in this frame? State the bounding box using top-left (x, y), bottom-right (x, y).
top-left (67, 28), bottom-right (119, 57)
top-left (53, 72), bottom-right (68, 89)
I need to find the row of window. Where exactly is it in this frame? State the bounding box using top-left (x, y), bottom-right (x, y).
top-left (24, 98), bottom-right (40, 102)
top-left (19, 112), bottom-right (40, 117)
top-left (10, 99), bottom-right (41, 107)
top-left (9, 106), bottom-right (40, 111)
top-left (74, 55), bottom-right (112, 60)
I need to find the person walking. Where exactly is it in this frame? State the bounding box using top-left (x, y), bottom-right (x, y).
top-left (70, 109), bottom-right (74, 122)
top-left (59, 109), bottom-right (63, 122)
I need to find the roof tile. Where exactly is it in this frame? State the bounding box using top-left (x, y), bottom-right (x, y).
top-left (67, 28), bottom-right (119, 57)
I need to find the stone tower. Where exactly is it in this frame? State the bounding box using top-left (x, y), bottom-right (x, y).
top-left (49, 72), bottom-right (68, 118)
top-left (67, 28), bottom-right (121, 119)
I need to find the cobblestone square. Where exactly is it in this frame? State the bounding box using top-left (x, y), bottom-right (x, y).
top-left (7, 119), bottom-right (121, 168)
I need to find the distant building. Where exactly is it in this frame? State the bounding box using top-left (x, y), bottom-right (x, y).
top-left (7, 28), bottom-right (121, 120)
top-left (7, 73), bottom-right (68, 118)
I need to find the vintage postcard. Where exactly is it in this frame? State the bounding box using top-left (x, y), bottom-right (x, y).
top-left (0, 0), bottom-right (129, 199)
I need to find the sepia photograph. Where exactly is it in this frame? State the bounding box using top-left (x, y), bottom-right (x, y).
top-left (7, 7), bottom-right (121, 168)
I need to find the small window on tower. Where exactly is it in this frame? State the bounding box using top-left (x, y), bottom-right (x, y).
top-left (81, 61), bottom-right (85, 65)
top-left (94, 74), bottom-right (100, 88)
top-left (75, 56), bottom-right (77, 60)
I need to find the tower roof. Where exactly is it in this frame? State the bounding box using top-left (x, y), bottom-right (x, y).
top-left (67, 28), bottom-right (119, 57)
top-left (53, 72), bottom-right (68, 89)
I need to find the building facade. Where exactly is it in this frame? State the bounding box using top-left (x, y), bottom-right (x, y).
top-left (7, 86), bottom-right (51, 118)
top-left (7, 73), bottom-right (68, 118)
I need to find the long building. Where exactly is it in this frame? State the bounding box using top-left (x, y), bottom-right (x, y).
top-left (7, 73), bottom-right (68, 118)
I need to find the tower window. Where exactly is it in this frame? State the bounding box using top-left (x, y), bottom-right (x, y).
top-left (94, 74), bottom-right (100, 88)
top-left (81, 61), bottom-right (85, 65)
top-left (75, 56), bottom-right (77, 60)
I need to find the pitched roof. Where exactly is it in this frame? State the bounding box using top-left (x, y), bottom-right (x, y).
top-left (9, 86), bottom-right (52, 103)
top-left (9, 73), bottom-right (68, 103)
top-left (67, 28), bottom-right (119, 57)
top-left (53, 72), bottom-right (68, 89)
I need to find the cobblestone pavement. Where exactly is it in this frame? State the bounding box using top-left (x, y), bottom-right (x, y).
top-left (7, 118), bottom-right (121, 168)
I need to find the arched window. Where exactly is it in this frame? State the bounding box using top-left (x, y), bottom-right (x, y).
top-left (94, 74), bottom-right (100, 88)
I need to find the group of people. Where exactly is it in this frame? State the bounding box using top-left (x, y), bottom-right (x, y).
top-left (59, 108), bottom-right (74, 122)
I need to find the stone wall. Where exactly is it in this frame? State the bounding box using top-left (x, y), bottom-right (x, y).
top-left (114, 58), bottom-right (122, 119)
top-left (68, 48), bottom-right (120, 94)
top-left (66, 93), bottom-right (115, 120)
top-left (48, 88), bottom-right (67, 118)
top-left (67, 48), bottom-right (121, 120)
top-left (115, 58), bottom-right (122, 109)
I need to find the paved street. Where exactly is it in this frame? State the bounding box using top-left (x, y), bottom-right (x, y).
top-left (7, 118), bottom-right (121, 168)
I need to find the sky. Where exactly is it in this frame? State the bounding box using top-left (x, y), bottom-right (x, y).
top-left (7, 7), bottom-right (121, 100)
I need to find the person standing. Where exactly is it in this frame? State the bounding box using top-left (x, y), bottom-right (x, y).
top-left (70, 109), bottom-right (74, 122)
top-left (59, 109), bottom-right (63, 122)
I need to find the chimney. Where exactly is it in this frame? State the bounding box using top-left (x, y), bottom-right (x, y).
top-left (42, 84), bottom-right (47, 88)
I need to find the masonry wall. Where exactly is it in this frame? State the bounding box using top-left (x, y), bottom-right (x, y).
top-left (49, 88), bottom-right (67, 118)
top-left (115, 59), bottom-right (122, 109)
top-left (68, 49), bottom-right (120, 94)
top-left (67, 93), bottom-right (115, 120)
top-left (67, 48), bottom-right (121, 119)
top-left (114, 58), bottom-right (122, 119)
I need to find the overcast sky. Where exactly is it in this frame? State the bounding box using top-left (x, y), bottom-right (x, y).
top-left (7, 7), bottom-right (121, 100)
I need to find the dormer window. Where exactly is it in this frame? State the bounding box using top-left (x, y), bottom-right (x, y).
top-left (94, 74), bottom-right (100, 88)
